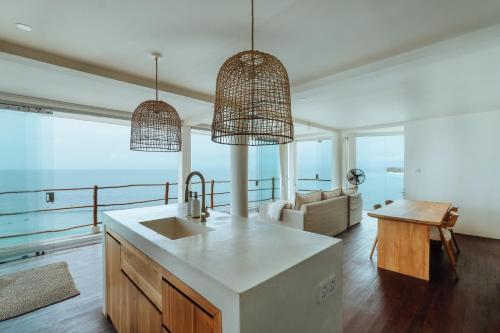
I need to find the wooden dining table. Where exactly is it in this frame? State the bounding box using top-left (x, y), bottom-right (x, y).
top-left (367, 199), bottom-right (452, 281)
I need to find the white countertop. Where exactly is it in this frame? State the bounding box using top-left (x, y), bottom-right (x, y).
top-left (104, 204), bottom-right (340, 294)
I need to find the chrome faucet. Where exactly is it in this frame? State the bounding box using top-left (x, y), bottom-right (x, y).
top-left (184, 171), bottom-right (210, 222)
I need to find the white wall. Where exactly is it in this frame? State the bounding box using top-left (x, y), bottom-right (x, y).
top-left (405, 110), bottom-right (500, 239)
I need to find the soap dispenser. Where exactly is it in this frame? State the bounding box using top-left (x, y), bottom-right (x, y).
top-left (186, 191), bottom-right (193, 217)
top-left (191, 192), bottom-right (201, 218)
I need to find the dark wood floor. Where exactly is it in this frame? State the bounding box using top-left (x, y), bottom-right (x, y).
top-left (339, 215), bottom-right (500, 333)
top-left (1, 216), bottom-right (499, 333)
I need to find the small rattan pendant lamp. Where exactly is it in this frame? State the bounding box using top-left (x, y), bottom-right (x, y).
top-left (130, 53), bottom-right (182, 152)
top-left (211, 0), bottom-right (294, 146)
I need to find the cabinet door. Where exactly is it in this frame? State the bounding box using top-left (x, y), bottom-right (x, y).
top-left (163, 281), bottom-right (217, 333)
top-left (105, 233), bottom-right (121, 329)
top-left (168, 285), bottom-right (194, 333)
top-left (138, 290), bottom-right (162, 333)
top-left (121, 273), bottom-right (138, 333)
top-left (194, 306), bottom-right (214, 333)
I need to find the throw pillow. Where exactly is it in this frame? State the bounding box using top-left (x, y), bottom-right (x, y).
top-left (294, 191), bottom-right (321, 210)
top-left (321, 187), bottom-right (342, 200)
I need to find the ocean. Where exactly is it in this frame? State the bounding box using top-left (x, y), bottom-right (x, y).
top-left (0, 169), bottom-right (278, 248)
top-left (0, 167), bottom-right (401, 248)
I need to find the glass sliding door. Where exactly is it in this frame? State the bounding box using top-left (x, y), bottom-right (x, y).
top-left (0, 109), bottom-right (178, 250)
top-left (191, 131), bottom-right (230, 211)
top-left (297, 139), bottom-right (332, 192)
top-left (355, 135), bottom-right (404, 210)
top-left (0, 109), bottom-right (54, 249)
top-left (248, 145), bottom-right (279, 210)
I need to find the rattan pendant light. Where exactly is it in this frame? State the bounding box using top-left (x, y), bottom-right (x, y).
top-left (211, 0), bottom-right (294, 146)
top-left (130, 53), bottom-right (182, 152)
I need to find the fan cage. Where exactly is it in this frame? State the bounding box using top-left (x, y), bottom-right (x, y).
top-left (212, 50), bottom-right (294, 146)
top-left (130, 100), bottom-right (182, 152)
top-left (346, 169), bottom-right (366, 186)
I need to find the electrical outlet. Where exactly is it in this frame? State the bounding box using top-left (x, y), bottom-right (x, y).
top-left (318, 274), bottom-right (336, 303)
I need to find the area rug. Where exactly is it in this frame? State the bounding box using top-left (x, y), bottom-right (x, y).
top-left (0, 261), bottom-right (80, 321)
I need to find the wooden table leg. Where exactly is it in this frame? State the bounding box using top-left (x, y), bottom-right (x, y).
top-left (377, 218), bottom-right (430, 281)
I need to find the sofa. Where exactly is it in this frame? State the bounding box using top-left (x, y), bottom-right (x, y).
top-left (259, 190), bottom-right (363, 237)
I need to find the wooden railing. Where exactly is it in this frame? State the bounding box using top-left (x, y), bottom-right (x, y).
top-left (297, 176), bottom-right (332, 192)
top-left (0, 177), bottom-right (278, 239)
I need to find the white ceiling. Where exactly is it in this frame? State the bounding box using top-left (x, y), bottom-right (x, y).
top-left (1, 0), bottom-right (500, 130)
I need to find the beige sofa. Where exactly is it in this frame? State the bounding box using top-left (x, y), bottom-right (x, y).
top-left (259, 193), bottom-right (363, 237)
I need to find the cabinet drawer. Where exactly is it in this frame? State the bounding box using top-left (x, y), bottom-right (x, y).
top-left (121, 242), bottom-right (162, 309)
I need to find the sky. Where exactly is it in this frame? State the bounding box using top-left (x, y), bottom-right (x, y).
top-left (1, 109), bottom-right (178, 170)
top-left (1, 109), bottom-right (277, 180)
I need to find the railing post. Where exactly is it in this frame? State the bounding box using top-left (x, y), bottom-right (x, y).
top-left (210, 180), bottom-right (215, 209)
top-left (271, 177), bottom-right (275, 201)
top-left (91, 185), bottom-right (100, 234)
top-left (165, 182), bottom-right (170, 205)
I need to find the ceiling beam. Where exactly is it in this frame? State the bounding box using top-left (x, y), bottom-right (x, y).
top-left (293, 117), bottom-right (338, 133)
top-left (0, 39), bottom-right (214, 104)
top-left (0, 92), bottom-right (131, 120)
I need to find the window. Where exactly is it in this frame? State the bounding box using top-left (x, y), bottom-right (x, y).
top-left (0, 109), bottom-right (178, 248)
top-left (355, 135), bottom-right (404, 210)
top-left (297, 139), bottom-right (332, 192)
top-left (248, 145), bottom-right (280, 209)
top-left (190, 131), bottom-right (230, 210)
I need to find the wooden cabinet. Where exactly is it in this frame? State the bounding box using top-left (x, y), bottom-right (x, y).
top-left (105, 233), bottom-right (121, 329)
top-left (137, 289), bottom-right (162, 333)
top-left (105, 230), bottom-right (221, 333)
top-left (120, 273), bottom-right (138, 333)
top-left (162, 280), bottom-right (217, 333)
top-left (121, 241), bottom-right (162, 308)
top-left (120, 272), bottom-right (162, 333)
top-left (194, 307), bottom-right (215, 333)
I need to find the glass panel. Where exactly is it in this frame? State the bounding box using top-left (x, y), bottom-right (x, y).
top-left (0, 109), bottom-right (178, 249)
top-left (191, 132), bottom-right (230, 211)
top-left (297, 140), bottom-right (332, 192)
top-left (356, 135), bottom-right (404, 210)
top-left (190, 131), bottom-right (280, 211)
top-left (248, 145), bottom-right (279, 210)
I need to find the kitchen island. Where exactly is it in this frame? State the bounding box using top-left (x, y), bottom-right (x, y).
top-left (103, 204), bottom-right (342, 333)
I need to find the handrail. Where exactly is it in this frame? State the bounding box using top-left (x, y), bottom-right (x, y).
top-left (297, 178), bottom-right (331, 182)
top-left (0, 182), bottom-right (180, 196)
top-left (0, 177), bottom-right (280, 239)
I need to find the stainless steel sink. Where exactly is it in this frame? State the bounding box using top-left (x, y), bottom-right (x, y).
top-left (140, 217), bottom-right (213, 240)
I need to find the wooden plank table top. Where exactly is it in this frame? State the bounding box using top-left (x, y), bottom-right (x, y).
top-left (367, 199), bottom-right (452, 226)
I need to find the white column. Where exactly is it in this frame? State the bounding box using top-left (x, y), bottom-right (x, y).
top-left (330, 131), bottom-right (342, 188)
top-left (230, 145), bottom-right (248, 218)
top-left (288, 141), bottom-right (298, 203)
top-left (278, 144), bottom-right (289, 201)
top-left (178, 125), bottom-right (191, 202)
top-left (340, 134), bottom-right (356, 188)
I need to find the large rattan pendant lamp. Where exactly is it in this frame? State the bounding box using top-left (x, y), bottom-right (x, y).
top-left (211, 0), bottom-right (294, 146)
top-left (130, 53), bottom-right (182, 152)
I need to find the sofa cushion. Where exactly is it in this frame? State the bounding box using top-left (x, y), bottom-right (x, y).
top-left (342, 188), bottom-right (357, 196)
top-left (302, 196), bottom-right (349, 236)
top-left (321, 187), bottom-right (342, 200)
top-left (294, 191), bottom-right (321, 210)
top-left (348, 193), bottom-right (363, 227)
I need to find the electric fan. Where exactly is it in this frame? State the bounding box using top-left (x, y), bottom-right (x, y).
top-left (346, 169), bottom-right (366, 193)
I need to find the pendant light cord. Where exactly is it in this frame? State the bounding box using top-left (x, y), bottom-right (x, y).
top-left (155, 56), bottom-right (159, 102)
top-left (251, 0), bottom-right (254, 50)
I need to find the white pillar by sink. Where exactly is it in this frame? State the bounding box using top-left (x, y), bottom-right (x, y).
top-left (178, 125), bottom-right (191, 201)
top-left (230, 145), bottom-right (248, 218)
